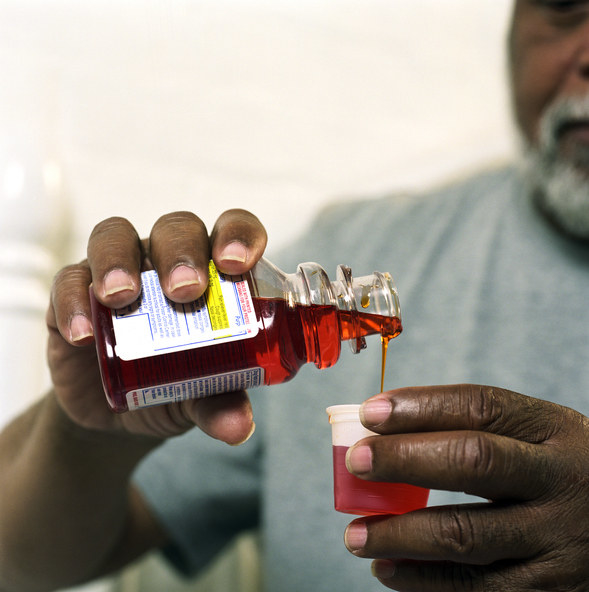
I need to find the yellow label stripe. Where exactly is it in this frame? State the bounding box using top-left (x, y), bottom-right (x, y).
top-left (205, 260), bottom-right (230, 333)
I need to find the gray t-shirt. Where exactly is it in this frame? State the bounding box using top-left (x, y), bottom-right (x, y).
top-left (133, 165), bottom-right (589, 590)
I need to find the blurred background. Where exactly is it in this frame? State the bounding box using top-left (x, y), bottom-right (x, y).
top-left (0, 0), bottom-right (514, 590)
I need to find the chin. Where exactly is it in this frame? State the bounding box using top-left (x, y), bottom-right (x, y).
top-left (522, 147), bottom-right (589, 242)
top-left (516, 93), bottom-right (589, 241)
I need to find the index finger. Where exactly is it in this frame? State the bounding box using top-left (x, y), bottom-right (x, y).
top-left (360, 384), bottom-right (565, 444)
top-left (87, 216), bottom-right (143, 308)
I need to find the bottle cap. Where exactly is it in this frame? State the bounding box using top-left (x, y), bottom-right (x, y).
top-left (335, 265), bottom-right (401, 353)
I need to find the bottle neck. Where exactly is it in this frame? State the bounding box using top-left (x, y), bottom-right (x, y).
top-left (248, 259), bottom-right (401, 320)
top-left (247, 258), bottom-right (402, 365)
top-left (295, 262), bottom-right (402, 361)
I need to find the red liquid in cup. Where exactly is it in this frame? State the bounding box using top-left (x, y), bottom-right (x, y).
top-left (332, 445), bottom-right (429, 516)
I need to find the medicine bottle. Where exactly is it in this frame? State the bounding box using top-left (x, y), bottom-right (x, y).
top-left (90, 257), bottom-right (402, 412)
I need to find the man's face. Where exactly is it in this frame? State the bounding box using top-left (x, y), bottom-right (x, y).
top-left (510, 0), bottom-right (589, 153)
top-left (509, 0), bottom-right (589, 238)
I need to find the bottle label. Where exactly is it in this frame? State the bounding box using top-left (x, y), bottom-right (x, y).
top-left (112, 262), bottom-right (259, 361)
top-left (125, 367), bottom-right (265, 410)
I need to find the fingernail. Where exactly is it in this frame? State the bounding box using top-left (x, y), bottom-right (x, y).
top-left (230, 422), bottom-right (256, 447)
top-left (372, 559), bottom-right (397, 579)
top-left (219, 241), bottom-right (248, 264)
top-left (346, 445), bottom-right (372, 475)
top-left (344, 522), bottom-right (367, 552)
top-left (169, 265), bottom-right (201, 293)
top-left (70, 314), bottom-right (94, 343)
top-left (103, 269), bottom-right (135, 297)
top-left (360, 397), bottom-right (392, 427)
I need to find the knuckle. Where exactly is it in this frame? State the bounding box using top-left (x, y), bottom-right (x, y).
top-left (432, 509), bottom-right (479, 560)
top-left (462, 384), bottom-right (505, 430)
top-left (214, 209), bottom-right (267, 245)
top-left (88, 217), bottom-right (141, 268)
top-left (90, 216), bottom-right (135, 240)
top-left (448, 433), bottom-right (497, 480)
top-left (519, 398), bottom-right (568, 443)
top-left (462, 385), bottom-right (564, 444)
top-left (154, 211), bottom-right (205, 231)
top-left (150, 212), bottom-right (207, 247)
top-left (51, 263), bottom-right (90, 298)
top-left (50, 264), bottom-right (92, 330)
top-left (222, 208), bottom-right (261, 224)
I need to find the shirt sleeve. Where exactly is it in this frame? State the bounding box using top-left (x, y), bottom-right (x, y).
top-left (132, 421), bottom-right (262, 576)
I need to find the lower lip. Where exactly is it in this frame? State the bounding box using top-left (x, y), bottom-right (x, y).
top-left (558, 124), bottom-right (589, 149)
top-left (332, 445), bottom-right (430, 516)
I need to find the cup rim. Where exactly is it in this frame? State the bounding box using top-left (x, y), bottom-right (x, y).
top-left (326, 404), bottom-right (362, 424)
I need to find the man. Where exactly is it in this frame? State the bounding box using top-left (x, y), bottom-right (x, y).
top-left (2, 1), bottom-right (589, 590)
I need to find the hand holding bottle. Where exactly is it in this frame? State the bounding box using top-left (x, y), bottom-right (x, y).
top-left (47, 209), bottom-right (267, 443)
top-left (343, 384), bottom-right (589, 591)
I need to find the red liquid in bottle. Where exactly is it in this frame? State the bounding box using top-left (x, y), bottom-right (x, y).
top-left (91, 294), bottom-right (402, 412)
top-left (332, 445), bottom-right (430, 515)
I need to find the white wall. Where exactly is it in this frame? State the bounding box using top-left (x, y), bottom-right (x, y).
top-left (0, 1), bottom-right (515, 590)
top-left (1, 0), bottom-right (515, 260)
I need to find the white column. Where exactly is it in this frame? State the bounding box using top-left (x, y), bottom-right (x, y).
top-left (0, 135), bottom-right (69, 429)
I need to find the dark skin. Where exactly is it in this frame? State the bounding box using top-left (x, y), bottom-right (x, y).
top-left (0, 209), bottom-right (267, 591)
top-left (2, 2), bottom-right (589, 591)
top-left (47, 210), bottom-right (267, 439)
top-left (343, 1), bottom-right (589, 589)
top-left (344, 386), bottom-right (589, 591)
top-left (510, 0), bottom-right (589, 157)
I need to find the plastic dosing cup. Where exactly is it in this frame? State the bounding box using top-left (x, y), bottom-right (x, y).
top-left (326, 404), bottom-right (430, 516)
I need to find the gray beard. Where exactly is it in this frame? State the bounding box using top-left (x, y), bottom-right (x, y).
top-left (522, 95), bottom-right (589, 240)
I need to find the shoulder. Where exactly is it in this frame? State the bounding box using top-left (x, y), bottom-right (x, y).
top-left (272, 164), bottom-right (520, 269)
top-left (313, 164), bottom-right (518, 229)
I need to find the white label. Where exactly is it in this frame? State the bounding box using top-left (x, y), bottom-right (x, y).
top-left (126, 367), bottom-right (265, 410)
top-left (112, 263), bottom-right (259, 361)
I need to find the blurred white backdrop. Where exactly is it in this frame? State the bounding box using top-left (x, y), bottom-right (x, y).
top-left (0, 1), bottom-right (515, 590)
top-left (1, 0), bottom-right (514, 259)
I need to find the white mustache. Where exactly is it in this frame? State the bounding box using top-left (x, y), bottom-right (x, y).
top-left (522, 93), bottom-right (589, 240)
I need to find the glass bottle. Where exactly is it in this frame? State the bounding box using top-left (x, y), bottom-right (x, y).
top-left (90, 257), bottom-right (402, 412)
